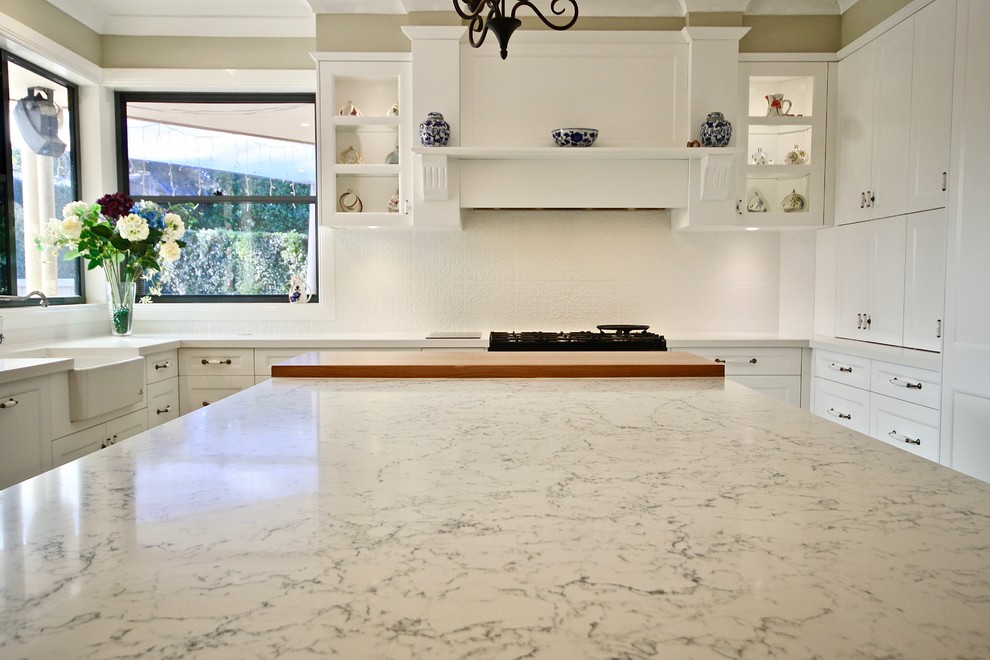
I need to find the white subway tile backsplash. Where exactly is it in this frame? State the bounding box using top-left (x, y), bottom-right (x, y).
top-left (122, 209), bottom-right (813, 337)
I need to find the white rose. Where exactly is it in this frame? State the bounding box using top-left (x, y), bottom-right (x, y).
top-left (62, 201), bottom-right (89, 219)
top-left (159, 240), bottom-right (181, 263)
top-left (164, 213), bottom-right (185, 240)
top-left (117, 213), bottom-right (150, 241)
top-left (60, 216), bottom-right (83, 240)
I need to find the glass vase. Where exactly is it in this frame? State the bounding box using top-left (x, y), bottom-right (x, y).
top-left (106, 280), bottom-right (136, 336)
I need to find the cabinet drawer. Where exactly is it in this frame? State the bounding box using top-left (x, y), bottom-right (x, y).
top-left (178, 375), bottom-right (255, 415)
top-left (870, 393), bottom-right (940, 463)
top-left (178, 348), bottom-right (254, 377)
top-left (680, 347), bottom-right (801, 375)
top-left (52, 425), bottom-right (107, 468)
top-left (52, 410), bottom-right (147, 468)
top-left (815, 349), bottom-right (872, 389)
top-left (870, 360), bottom-right (940, 410)
top-left (730, 375), bottom-right (801, 408)
top-left (147, 379), bottom-right (180, 427)
top-left (146, 349), bottom-right (178, 384)
top-left (254, 348), bottom-right (319, 377)
top-left (813, 377), bottom-right (870, 435)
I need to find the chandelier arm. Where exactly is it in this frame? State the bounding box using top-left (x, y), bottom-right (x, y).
top-left (509, 0), bottom-right (579, 30)
top-left (466, 13), bottom-right (491, 48)
top-left (453, 0), bottom-right (490, 20)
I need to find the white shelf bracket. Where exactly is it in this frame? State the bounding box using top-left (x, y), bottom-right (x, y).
top-left (700, 153), bottom-right (735, 201)
top-left (420, 153), bottom-right (449, 201)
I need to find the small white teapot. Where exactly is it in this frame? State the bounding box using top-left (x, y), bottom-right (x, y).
top-left (288, 274), bottom-right (312, 304)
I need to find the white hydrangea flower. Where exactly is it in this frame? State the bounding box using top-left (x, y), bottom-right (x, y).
top-left (36, 218), bottom-right (64, 253)
top-left (116, 213), bottom-right (150, 241)
top-left (62, 201), bottom-right (89, 219)
top-left (60, 216), bottom-right (83, 240)
top-left (164, 213), bottom-right (185, 240)
top-left (160, 240), bottom-right (181, 262)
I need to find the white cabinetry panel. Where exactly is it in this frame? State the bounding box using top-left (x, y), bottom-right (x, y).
top-left (0, 376), bottom-right (51, 489)
top-left (903, 209), bottom-right (947, 352)
top-left (813, 377), bottom-right (871, 435)
top-left (870, 393), bottom-right (940, 462)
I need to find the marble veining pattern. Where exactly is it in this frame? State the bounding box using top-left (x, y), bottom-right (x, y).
top-left (2, 377), bottom-right (990, 658)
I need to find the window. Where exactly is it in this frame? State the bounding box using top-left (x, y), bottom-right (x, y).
top-left (116, 92), bottom-right (317, 302)
top-left (0, 53), bottom-right (82, 305)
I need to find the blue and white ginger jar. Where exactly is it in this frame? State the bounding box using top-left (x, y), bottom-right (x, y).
top-left (419, 112), bottom-right (450, 147)
top-left (699, 111), bottom-right (732, 147)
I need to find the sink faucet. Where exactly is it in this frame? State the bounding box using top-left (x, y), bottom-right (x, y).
top-left (0, 290), bottom-right (49, 307)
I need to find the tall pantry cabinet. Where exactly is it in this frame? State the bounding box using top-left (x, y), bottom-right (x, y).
top-left (815, 0), bottom-right (956, 466)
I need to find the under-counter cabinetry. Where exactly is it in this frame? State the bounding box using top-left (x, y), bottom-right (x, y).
top-left (834, 209), bottom-right (946, 350)
top-left (736, 61), bottom-right (829, 228)
top-left (813, 349), bottom-right (940, 462)
top-left (677, 346), bottom-right (804, 408)
top-left (178, 348), bottom-right (255, 415)
top-left (146, 349), bottom-right (179, 427)
top-left (51, 409), bottom-right (147, 468)
top-left (315, 55), bottom-right (412, 228)
top-left (835, 0), bottom-right (955, 225)
top-left (0, 375), bottom-right (52, 490)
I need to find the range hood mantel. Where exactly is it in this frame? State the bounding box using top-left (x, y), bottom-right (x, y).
top-left (413, 147), bottom-right (739, 212)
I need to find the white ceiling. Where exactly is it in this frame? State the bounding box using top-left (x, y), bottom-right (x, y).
top-left (44, 0), bottom-right (860, 37)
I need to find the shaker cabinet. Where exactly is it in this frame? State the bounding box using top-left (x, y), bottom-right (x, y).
top-left (906, 0), bottom-right (956, 212)
top-left (903, 209), bottom-right (947, 351)
top-left (835, 0), bottom-right (956, 225)
top-left (0, 376), bottom-right (52, 490)
top-left (835, 216), bottom-right (906, 346)
top-left (835, 18), bottom-right (913, 225)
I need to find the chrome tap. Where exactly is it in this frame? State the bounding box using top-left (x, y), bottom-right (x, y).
top-left (0, 290), bottom-right (49, 307)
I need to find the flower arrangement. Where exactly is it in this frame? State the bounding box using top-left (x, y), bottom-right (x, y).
top-left (39, 192), bottom-right (186, 334)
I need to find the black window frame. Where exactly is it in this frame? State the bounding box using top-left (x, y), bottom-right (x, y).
top-left (0, 51), bottom-right (84, 307)
top-left (114, 91), bottom-right (319, 304)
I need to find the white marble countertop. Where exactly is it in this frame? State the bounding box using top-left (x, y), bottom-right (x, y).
top-left (2, 376), bottom-right (988, 657)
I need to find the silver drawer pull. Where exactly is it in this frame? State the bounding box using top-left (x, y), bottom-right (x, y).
top-left (155, 361), bottom-right (172, 370)
top-left (828, 363), bottom-right (853, 373)
top-left (713, 358), bottom-right (758, 364)
top-left (889, 430), bottom-right (921, 446)
top-left (0, 398), bottom-right (18, 410)
top-left (827, 408), bottom-right (852, 420)
top-left (201, 358), bottom-right (232, 365)
top-left (890, 378), bottom-right (922, 390)
top-left (156, 405), bottom-right (173, 415)
top-left (101, 434), bottom-right (118, 449)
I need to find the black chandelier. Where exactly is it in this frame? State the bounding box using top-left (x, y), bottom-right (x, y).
top-left (453, 0), bottom-right (579, 60)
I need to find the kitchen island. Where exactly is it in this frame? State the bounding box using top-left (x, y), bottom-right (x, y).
top-left (2, 376), bottom-right (989, 657)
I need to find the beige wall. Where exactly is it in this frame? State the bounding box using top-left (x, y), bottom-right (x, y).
top-left (841, 0), bottom-right (914, 47)
top-left (101, 36), bottom-right (315, 69)
top-left (742, 15), bottom-right (842, 53)
top-left (0, 0), bottom-right (100, 65)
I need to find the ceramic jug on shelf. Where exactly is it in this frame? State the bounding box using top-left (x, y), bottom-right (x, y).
top-left (765, 94), bottom-right (792, 117)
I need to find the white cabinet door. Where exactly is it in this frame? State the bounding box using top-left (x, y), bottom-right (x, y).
top-left (835, 47), bottom-right (876, 225)
top-left (835, 16), bottom-right (918, 225)
top-left (903, 209), bottom-right (947, 351)
top-left (867, 215), bottom-right (907, 345)
top-left (908, 0), bottom-right (956, 212)
top-left (834, 221), bottom-right (871, 339)
top-left (178, 375), bottom-right (255, 415)
top-left (869, 18), bottom-right (914, 221)
top-left (0, 377), bottom-right (51, 489)
top-left (813, 377), bottom-right (871, 435)
top-left (834, 217), bottom-right (906, 346)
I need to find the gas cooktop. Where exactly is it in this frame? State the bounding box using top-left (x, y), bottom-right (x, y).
top-left (489, 325), bottom-right (667, 351)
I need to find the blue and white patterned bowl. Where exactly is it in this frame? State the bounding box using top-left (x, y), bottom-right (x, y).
top-left (552, 128), bottom-right (598, 147)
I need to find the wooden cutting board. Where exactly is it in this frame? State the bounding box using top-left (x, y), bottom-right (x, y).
top-left (271, 350), bottom-right (724, 378)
